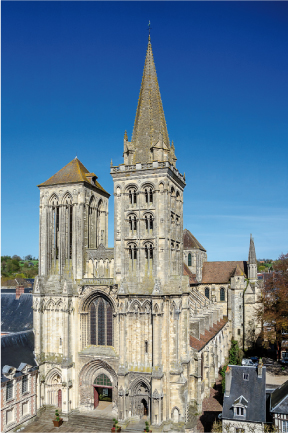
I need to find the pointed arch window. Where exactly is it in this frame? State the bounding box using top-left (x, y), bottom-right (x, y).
top-left (205, 287), bottom-right (210, 299)
top-left (88, 196), bottom-right (97, 249)
top-left (220, 287), bottom-right (225, 301)
top-left (188, 253), bottom-right (192, 267)
top-left (90, 297), bottom-right (113, 346)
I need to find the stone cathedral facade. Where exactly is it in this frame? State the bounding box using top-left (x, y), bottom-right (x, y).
top-left (33, 36), bottom-right (261, 429)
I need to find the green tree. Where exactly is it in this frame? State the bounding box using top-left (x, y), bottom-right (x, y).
top-left (220, 339), bottom-right (242, 393)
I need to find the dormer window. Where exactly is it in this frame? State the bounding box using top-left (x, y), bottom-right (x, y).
top-left (233, 395), bottom-right (248, 419)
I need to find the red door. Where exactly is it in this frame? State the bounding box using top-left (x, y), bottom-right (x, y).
top-left (58, 389), bottom-right (62, 409)
top-left (94, 387), bottom-right (99, 408)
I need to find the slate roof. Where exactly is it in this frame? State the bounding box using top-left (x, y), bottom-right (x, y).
top-left (190, 317), bottom-right (228, 351)
top-left (271, 380), bottom-right (288, 414)
top-left (1, 293), bottom-right (33, 333)
top-left (201, 261), bottom-right (247, 284)
top-left (38, 157), bottom-right (109, 195)
top-left (1, 330), bottom-right (36, 370)
top-left (183, 229), bottom-right (206, 251)
top-left (222, 365), bottom-right (266, 423)
top-left (183, 263), bottom-right (198, 284)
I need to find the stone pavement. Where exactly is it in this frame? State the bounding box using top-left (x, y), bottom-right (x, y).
top-left (21, 406), bottom-right (114, 432)
top-left (196, 377), bottom-right (223, 433)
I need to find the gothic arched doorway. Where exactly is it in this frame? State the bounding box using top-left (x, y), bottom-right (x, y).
top-left (93, 373), bottom-right (113, 409)
top-left (130, 379), bottom-right (150, 419)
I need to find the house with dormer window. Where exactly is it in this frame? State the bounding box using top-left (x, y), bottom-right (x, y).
top-left (222, 363), bottom-right (266, 433)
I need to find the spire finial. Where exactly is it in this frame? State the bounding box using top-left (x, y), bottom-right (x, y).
top-left (110, 159), bottom-right (113, 167)
top-left (148, 20), bottom-right (151, 41)
top-left (124, 130), bottom-right (128, 141)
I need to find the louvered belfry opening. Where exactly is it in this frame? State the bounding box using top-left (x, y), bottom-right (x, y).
top-left (90, 297), bottom-right (113, 346)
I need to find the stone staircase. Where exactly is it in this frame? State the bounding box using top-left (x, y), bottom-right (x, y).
top-left (124, 418), bottom-right (146, 432)
top-left (68, 413), bottom-right (114, 432)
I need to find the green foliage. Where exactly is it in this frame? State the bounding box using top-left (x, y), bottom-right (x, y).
top-left (1, 255), bottom-right (38, 278)
top-left (220, 339), bottom-right (242, 393)
top-left (211, 420), bottom-right (223, 432)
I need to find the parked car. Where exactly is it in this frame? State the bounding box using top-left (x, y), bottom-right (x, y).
top-left (242, 358), bottom-right (254, 366)
top-left (249, 356), bottom-right (259, 366)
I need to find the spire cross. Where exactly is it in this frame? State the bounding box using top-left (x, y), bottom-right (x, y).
top-left (148, 21), bottom-right (152, 40)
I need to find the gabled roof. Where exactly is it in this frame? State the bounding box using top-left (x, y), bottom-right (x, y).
top-left (38, 157), bottom-right (109, 195)
top-left (234, 395), bottom-right (248, 407)
top-left (201, 261), bottom-right (247, 284)
top-left (183, 263), bottom-right (198, 284)
top-left (222, 365), bottom-right (266, 423)
top-left (271, 380), bottom-right (288, 414)
top-left (183, 229), bottom-right (206, 251)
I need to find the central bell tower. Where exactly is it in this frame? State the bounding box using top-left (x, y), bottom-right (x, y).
top-left (111, 36), bottom-right (186, 293)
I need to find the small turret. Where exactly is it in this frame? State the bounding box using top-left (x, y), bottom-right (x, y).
top-left (248, 234), bottom-right (257, 281)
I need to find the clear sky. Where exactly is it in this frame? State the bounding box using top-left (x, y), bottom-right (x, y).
top-left (2, 1), bottom-right (288, 261)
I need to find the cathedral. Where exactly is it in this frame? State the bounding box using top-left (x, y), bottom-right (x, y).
top-left (33, 35), bottom-right (261, 430)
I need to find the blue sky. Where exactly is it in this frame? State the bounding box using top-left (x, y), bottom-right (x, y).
top-left (2, 1), bottom-right (288, 261)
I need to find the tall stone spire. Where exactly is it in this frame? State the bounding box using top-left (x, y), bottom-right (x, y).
top-left (248, 234), bottom-right (257, 264)
top-left (130, 37), bottom-right (171, 164)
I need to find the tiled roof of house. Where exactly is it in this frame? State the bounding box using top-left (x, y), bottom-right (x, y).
top-left (38, 158), bottom-right (109, 195)
top-left (222, 365), bottom-right (266, 423)
top-left (190, 317), bottom-right (228, 351)
top-left (183, 229), bottom-right (206, 251)
top-left (201, 261), bottom-right (247, 284)
top-left (183, 263), bottom-right (198, 284)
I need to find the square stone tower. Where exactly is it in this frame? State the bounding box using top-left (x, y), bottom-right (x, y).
top-left (111, 36), bottom-right (186, 293)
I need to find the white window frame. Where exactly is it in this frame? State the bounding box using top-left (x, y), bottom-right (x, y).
top-left (234, 406), bottom-right (245, 416)
top-left (282, 420), bottom-right (288, 433)
top-left (243, 373), bottom-right (249, 381)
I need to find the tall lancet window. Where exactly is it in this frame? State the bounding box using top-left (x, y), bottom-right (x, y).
top-left (129, 244), bottom-right (137, 271)
top-left (145, 243), bottom-right (153, 272)
top-left (128, 188), bottom-right (137, 205)
top-left (90, 297), bottom-right (113, 346)
top-left (88, 196), bottom-right (97, 249)
top-left (50, 195), bottom-right (60, 261)
top-left (63, 194), bottom-right (73, 259)
top-left (128, 215), bottom-right (137, 234)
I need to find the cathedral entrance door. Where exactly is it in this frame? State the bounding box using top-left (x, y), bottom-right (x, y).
top-left (57, 389), bottom-right (62, 409)
top-left (93, 387), bottom-right (99, 408)
top-left (141, 399), bottom-right (148, 416)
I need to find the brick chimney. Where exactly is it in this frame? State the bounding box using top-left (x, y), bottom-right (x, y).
top-left (225, 365), bottom-right (232, 397)
top-left (16, 285), bottom-right (25, 300)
